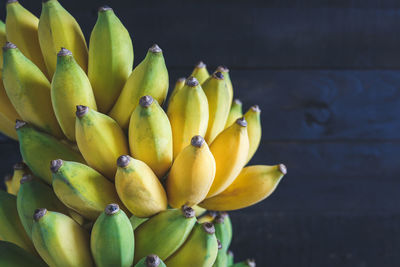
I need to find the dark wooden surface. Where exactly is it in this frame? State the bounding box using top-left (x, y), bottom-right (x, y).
top-left (1, 1), bottom-right (400, 266)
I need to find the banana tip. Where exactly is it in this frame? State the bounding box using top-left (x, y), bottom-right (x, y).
top-left (15, 120), bottom-right (27, 130)
top-left (251, 105), bottom-right (261, 113)
top-left (33, 208), bottom-right (47, 222)
top-left (279, 164), bottom-right (287, 175)
top-left (236, 117), bottom-right (247, 127)
top-left (185, 76), bottom-right (199, 87)
top-left (213, 71), bottom-right (224, 80)
top-left (6, 0), bottom-right (18, 4)
top-left (217, 65), bottom-right (229, 73)
top-left (13, 162), bottom-right (27, 170)
top-left (202, 222), bottom-right (215, 234)
top-left (20, 174), bottom-right (33, 184)
top-left (177, 77), bottom-right (186, 83)
top-left (50, 159), bottom-right (63, 173)
top-left (196, 61), bottom-right (206, 68)
top-left (117, 155), bottom-right (130, 168)
top-left (214, 213), bottom-right (225, 224)
top-left (228, 250), bottom-right (234, 257)
top-left (145, 254), bottom-right (161, 267)
top-left (149, 44), bottom-right (162, 53)
top-left (191, 135), bottom-right (205, 148)
top-left (98, 5), bottom-right (112, 12)
top-left (4, 174), bottom-right (12, 182)
top-left (76, 105), bottom-right (89, 118)
top-left (217, 239), bottom-right (222, 250)
top-left (233, 98), bottom-right (242, 105)
top-left (247, 259), bottom-right (256, 267)
top-left (57, 47), bottom-right (72, 57)
top-left (182, 205), bottom-right (195, 218)
top-left (105, 204), bottom-right (119, 215)
top-left (139, 95), bottom-right (154, 108)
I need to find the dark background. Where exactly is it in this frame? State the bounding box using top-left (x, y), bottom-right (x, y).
top-left (1, 1), bottom-right (400, 266)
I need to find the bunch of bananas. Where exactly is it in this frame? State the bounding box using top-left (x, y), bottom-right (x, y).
top-left (0, 0), bottom-right (287, 266)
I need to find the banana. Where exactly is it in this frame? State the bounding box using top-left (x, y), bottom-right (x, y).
top-left (16, 120), bottom-right (85, 184)
top-left (75, 105), bottom-right (129, 179)
top-left (197, 211), bottom-right (217, 224)
top-left (51, 48), bottom-right (97, 141)
top-left (0, 190), bottom-right (36, 254)
top-left (129, 95), bottom-right (173, 178)
top-left (200, 164), bottom-right (286, 211)
top-left (130, 215), bottom-right (149, 231)
top-left (134, 206), bottom-right (197, 263)
top-left (203, 71), bottom-right (231, 144)
top-left (0, 70), bottom-right (21, 140)
top-left (213, 213), bottom-right (232, 252)
top-left (17, 174), bottom-right (70, 239)
top-left (0, 241), bottom-right (46, 267)
top-left (109, 44), bottom-right (168, 129)
top-left (134, 255), bottom-right (166, 267)
top-left (225, 99), bottom-right (243, 129)
top-left (91, 204), bottom-right (134, 267)
top-left (32, 208), bottom-right (94, 267)
top-left (2, 42), bottom-right (64, 138)
top-left (9, 162), bottom-right (29, 195)
top-left (193, 205), bottom-right (207, 217)
top-left (164, 222), bottom-right (219, 267)
top-left (166, 135), bottom-right (216, 208)
top-left (227, 251), bottom-right (234, 266)
top-left (224, 213), bottom-right (233, 248)
top-left (5, 0), bottom-right (48, 78)
top-left (115, 155), bottom-right (167, 217)
top-left (191, 61), bottom-right (210, 84)
top-left (4, 174), bottom-right (13, 194)
top-left (244, 105), bottom-right (261, 164)
top-left (167, 77), bottom-right (186, 107)
top-left (51, 159), bottom-right (127, 220)
top-left (0, 20), bottom-right (6, 69)
top-left (213, 240), bottom-right (228, 267)
top-left (38, 0), bottom-right (88, 77)
top-left (88, 6), bottom-right (134, 113)
top-left (0, 113), bottom-right (18, 140)
top-left (167, 77), bottom-right (209, 158)
top-left (231, 259), bottom-right (256, 267)
top-left (206, 118), bottom-right (249, 198)
top-left (216, 66), bottom-right (233, 106)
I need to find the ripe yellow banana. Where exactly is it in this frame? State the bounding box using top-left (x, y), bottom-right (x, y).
top-left (0, 20), bottom-right (6, 69)
top-left (4, 174), bottom-right (13, 194)
top-left (6, 0), bottom-right (48, 78)
top-left (51, 159), bottom-right (127, 220)
top-left (32, 208), bottom-right (94, 267)
top-left (0, 113), bottom-right (18, 140)
top-left (244, 105), bottom-right (261, 164)
top-left (197, 211), bottom-right (217, 224)
top-left (225, 99), bottom-right (243, 129)
top-left (216, 66), bottom-right (233, 106)
top-left (9, 162), bottom-right (29, 195)
top-left (203, 72), bottom-right (231, 143)
top-left (2, 42), bottom-right (64, 138)
top-left (75, 105), bottom-right (129, 179)
top-left (115, 155), bottom-right (167, 217)
top-left (206, 118), bottom-right (249, 198)
top-left (129, 95), bottom-right (172, 178)
top-left (109, 44), bottom-right (168, 129)
top-left (193, 205), bottom-right (207, 217)
top-left (0, 241), bottom-right (46, 267)
top-left (201, 164), bottom-right (286, 211)
top-left (16, 120), bottom-right (85, 184)
top-left (38, 0), bottom-right (88, 77)
top-left (88, 6), bottom-right (134, 113)
top-left (191, 61), bottom-right (210, 84)
top-left (167, 77), bottom-right (209, 158)
top-left (134, 255), bottom-right (166, 267)
top-left (164, 222), bottom-right (219, 267)
top-left (167, 135), bottom-right (216, 208)
top-left (167, 77), bottom-right (186, 107)
top-left (0, 70), bottom-right (21, 140)
top-left (51, 48), bottom-right (97, 141)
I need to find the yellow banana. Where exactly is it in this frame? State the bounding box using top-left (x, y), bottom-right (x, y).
top-left (134, 255), bottom-right (166, 267)
top-left (244, 105), bottom-right (261, 164)
top-left (191, 61), bottom-right (210, 84)
top-left (167, 135), bottom-right (216, 208)
top-left (197, 211), bottom-right (217, 224)
top-left (167, 76), bottom-right (209, 158)
top-left (129, 95), bottom-right (173, 178)
top-left (38, 0), bottom-right (88, 77)
top-left (88, 6), bottom-right (134, 113)
top-left (0, 70), bottom-right (21, 140)
top-left (203, 71), bottom-right (231, 143)
top-left (32, 208), bottom-right (94, 267)
top-left (2, 42), bottom-right (64, 138)
top-left (0, 20), bottom-right (6, 69)
top-left (216, 66), bottom-right (233, 106)
top-left (201, 164), bottom-right (286, 211)
top-left (51, 48), bottom-right (97, 141)
top-left (167, 77), bottom-right (186, 107)
top-left (164, 222), bottom-right (219, 267)
top-left (225, 99), bottom-right (243, 129)
top-left (109, 44), bottom-right (168, 129)
top-left (9, 162), bottom-right (29, 195)
top-left (4, 174), bottom-right (13, 194)
top-left (115, 155), bottom-right (167, 217)
top-left (51, 159), bottom-right (127, 220)
top-left (5, 0), bottom-right (48, 78)
top-left (193, 205), bottom-right (207, 217)
top-left (0, 113), bottom-right (18, 140)
top-left (0, 241), bottom-right (46, 267)
top-left (75, 105), bottom-right (129, 179)
top-left (206, 118), bottom-right (249, 198)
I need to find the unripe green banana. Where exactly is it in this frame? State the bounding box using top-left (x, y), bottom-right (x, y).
top-left (76, 105), bottom-right (129, 179)
top-left (216, 66), bottom-right (233, 106)
top-left (167, 76), bottom-right (209, 159)
top-left (129, 95), bottom-right (173, 178)
top-left (5, 0), bottom-right (48, 78)
top-left (9, 162), bottom-right (29, 195)
top-left (0, 190), bottom-right (36, 254)
top-left (231, 259), bottom-right (256, 267)
top-left (203, 71), bottom-right (231, 144)
top-left (0, 20), bottom-right (6, 69)
top-left (38, 0), bottom-right (88, 77)
top-left (32, 208), bottom-right (94, 267)
top-left (91, 204), bottom-right (134, 267)
top-left (225, 99), bottom-right (243, 129)
top-left (51, 159), bottom-right (126, 220)
top-left (133, 206), bottom-right (197, 263)
top-left (134, 255), bottom-right (166, 267)
top-left (2, 43), bottom-right (64, 138)
top-left (115, 155), bottom-right (167, 217)
top-left (213, 240), bottom-right (228, 267)
top-left (164, 222), bottom-right (219, 267)
top-left (129, 215), bottom-right (149, 231)
top-left (109, 44), bottom-right (168, 129)
top-left (51, 48), bottom-right (97, 141)
top-left (0, 241), bottom-right (46, 267)
top-left (191, 61), bottom-right (210, 84)
top-left (89, 6), bottom-right (134, 113)
top-left (167, 77), bottom-right (186, 107)
top-left (16, 120), bottom-right (85, 184)
top-left (244, 105), bottom-right (261, 164)
top-left (227, 251), bottom-right (234, 266)
top-left (214, 213), bottom-right (232, 252)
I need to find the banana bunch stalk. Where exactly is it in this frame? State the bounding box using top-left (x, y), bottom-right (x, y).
top-left (0, 0), bottom-right (288, 266)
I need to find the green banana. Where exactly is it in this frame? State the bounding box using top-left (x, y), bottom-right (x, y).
top-left (227, 251), bottom-right (234, 266)
top-left (216, 66), bottom-right (233, 106)
top-left (164, 222), bottom-right (219, 267)
top-left (244, 105), bottom-right (261, 164)
top-left (0, 241), bottom-right (46, 267)
top-left (134, 255), bottom-right (166, 267)
top-left (9, 162), bottom-right (29, 195)
top-left (88, 6), bottom-right (134, 113)
top-left (214, 212), bottom-right (232, 252)
top-left (51, 159), bottom-right (126, 220)
top-left (91, 204), bottom-right (134, 267)
top-left (133, 206), bottom-right (197, 263)
top-left (130, 215), bottom-right (149, 231)
top-left (230, 259), bottom-right (256, 267)
top-left (0, 20), bottom-right (6, 69)
top-left (16, 120), bottom-right (85, 184)
top-left (225, 99), bottom-right (243, 129)
top-left (167, 77), bottom-right (186, 107)
top-left (32, 208), bottom-right (94, 267)
top-left (51, 48), bottom-right (97, 141)
top-left (191, 61), bottom-right (210, 84)
top-left (109, 44), bottom-right (169, 129)
top-left (213, 240), bottom-right (228, 267)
